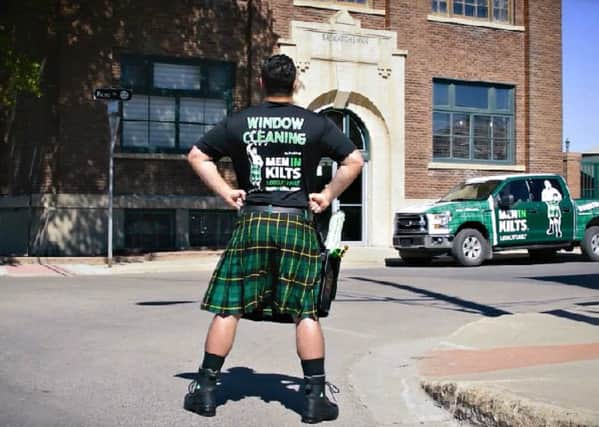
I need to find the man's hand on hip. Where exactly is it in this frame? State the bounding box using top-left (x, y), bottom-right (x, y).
top-left (309, 191), bottom-right (332, 214)
top-left (225, 189), bottom-right (246, 210)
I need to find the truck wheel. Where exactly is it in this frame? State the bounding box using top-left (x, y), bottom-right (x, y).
top-left (582, 226), bottom-right (599, 261)
top-left (452, 228), bottom-right (489, 267)
top-left (399, 250), bottom-right (433, 265)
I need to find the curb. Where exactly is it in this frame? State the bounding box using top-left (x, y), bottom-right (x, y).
top-left (421, 380), bottom-right (599, 427)
top-left (0, 250), bottom-right (224, 266)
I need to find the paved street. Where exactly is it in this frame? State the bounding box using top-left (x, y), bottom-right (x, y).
top-left (1, 253), bottom-right (598, 427)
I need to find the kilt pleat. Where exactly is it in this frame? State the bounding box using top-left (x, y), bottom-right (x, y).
top-left (201, 211), bottom-right (322, 322)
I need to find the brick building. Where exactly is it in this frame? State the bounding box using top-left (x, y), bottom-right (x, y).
top-left (0, 0), bottom-right (563, 256)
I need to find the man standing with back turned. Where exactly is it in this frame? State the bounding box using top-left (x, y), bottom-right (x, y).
top-left (184, 54), bottom-right (364, 423)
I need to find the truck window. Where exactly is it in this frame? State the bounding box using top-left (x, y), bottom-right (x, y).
top-left (528, 178), bottom-right (563, 202)
top-left (500, 180), bottom-right (531, 204)
top-left (441, 180), bottom-right (501, 202)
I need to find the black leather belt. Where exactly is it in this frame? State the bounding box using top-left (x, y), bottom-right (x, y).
top-left (240, 204), bottom-right (313, 220)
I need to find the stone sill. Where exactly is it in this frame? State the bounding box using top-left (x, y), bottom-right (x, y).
top-left (294, 0), bottom-right (385, 16)
top-left (428, 162), bottom-right (526, 171)
top-left (0, 194), bottom-right (229, 210)
top-left (427, 14), bottom-right (525, 32)
top-left (114, 152), bottom-right (187, 161)
top-left (114, 153), bottom-right (232, 163)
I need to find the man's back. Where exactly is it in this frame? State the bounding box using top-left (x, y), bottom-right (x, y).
top-left (197, 101), bottom-right (354, 207)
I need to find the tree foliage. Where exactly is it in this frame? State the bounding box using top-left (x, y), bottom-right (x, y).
top-left (0, 0), bottom-right (54, 142)
top-left (0, 26), bottom-right (44, 108)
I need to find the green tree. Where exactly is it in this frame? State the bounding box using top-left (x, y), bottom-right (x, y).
top-left (0, 0), bottom-right (54, 143)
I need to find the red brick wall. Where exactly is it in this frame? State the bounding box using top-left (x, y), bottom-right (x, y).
top-left (0, 1), bottom-right (278, 197)
top-left (270, 0), bottom-right (561, 200)
top-left (526, 0), bottom-right (563, 175)
top-left (391, 0), bottom-right (529, 198)
top-left (563, 152), bottom-right (581, 199)
top-left (2, 0), bottom-right (563, 204)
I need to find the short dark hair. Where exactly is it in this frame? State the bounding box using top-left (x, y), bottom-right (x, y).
top-left (261, 54), bottom-right (296, 96)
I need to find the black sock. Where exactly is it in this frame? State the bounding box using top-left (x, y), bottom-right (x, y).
top-left (201, 352), bottom-right (225, 372)
top-left (301, 357), bottom-right (325, 378)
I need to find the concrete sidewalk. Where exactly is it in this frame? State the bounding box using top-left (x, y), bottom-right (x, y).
top-left (419, 313), bottom-right (599, 426)
top-left (0, 246), bottom-right (398, 277)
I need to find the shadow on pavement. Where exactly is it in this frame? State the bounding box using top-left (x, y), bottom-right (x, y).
top-left (385, 252), bottom-right (587, 268)
top-left (526, 274), bottom-right (599, 290)
top-left (349, 276), bottom-right (511, 317)
top-left (136, 300), bottom-right (197, 306)
top-left (0, 257), bottom-right (21, 266)
top-left (542, 309), bottom-right (599, 326)
top-left (176, 367), bottom-right (304, 415)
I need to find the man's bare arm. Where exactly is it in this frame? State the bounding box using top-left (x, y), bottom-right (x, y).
top-left (187, 146), bottom-right (246, 210)
top-left (309, 149), bottom-right (364, 213)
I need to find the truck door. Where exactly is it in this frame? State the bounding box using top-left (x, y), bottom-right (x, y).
top-left (527, 177), bottom-right (574, 243)
top-left (495, 179), bottom-right (535, 246)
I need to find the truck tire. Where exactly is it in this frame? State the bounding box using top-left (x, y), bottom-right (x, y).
top-left (399, 250), bottom-right (433, 265)
top-left (582, 226), bottom-right (599, 261)
top-left (452, 228), bottom-right (489, 267)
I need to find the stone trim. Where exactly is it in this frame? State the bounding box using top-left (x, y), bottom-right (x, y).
top-left (114, 153), bottom-right (187, 161)
top-left (428, 162), bottom-right (526, 172)
top-left (0, 194), bottom-right (231, 210)
top-left (293, 0), bottom-right (385, 16)
top-left (427, 15), bottom-right (525, 32)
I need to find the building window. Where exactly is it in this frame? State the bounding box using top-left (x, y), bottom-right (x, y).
top-left (431, 0), bottom-right (512, 23)
top-left (124, 209), bottom-right (176, 252)
top-left (120, 56), bottom-right (235, 153)
top-left (189, 210), bottom-right (237, 249)
top-left (581, 158), bottom-right (599, 198)
top-left (433, 79), bottom-right (514, 163)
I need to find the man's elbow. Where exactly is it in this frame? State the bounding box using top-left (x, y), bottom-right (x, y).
top-left (187, 145), bottom-right (208, 165)
top-left (349, 149), bottom-right (365, 170)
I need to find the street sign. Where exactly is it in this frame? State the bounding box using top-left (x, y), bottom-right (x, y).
top-left (93, 87), bottom-right (132, 101)
top-left (92, 88), bottom-right (131, 267)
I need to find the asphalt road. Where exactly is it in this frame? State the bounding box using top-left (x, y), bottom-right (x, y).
top-left (1, 253), bottom-right (597, 427)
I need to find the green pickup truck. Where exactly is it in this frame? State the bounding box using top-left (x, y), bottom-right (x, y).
top-left (393, 173), bottom-right (599, 266)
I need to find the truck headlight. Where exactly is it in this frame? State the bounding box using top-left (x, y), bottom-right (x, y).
top-left (428, 211), bottom-right (451, 233)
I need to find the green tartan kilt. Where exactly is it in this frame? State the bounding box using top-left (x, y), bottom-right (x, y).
top-left (201, 211), bottom-right (322, 323)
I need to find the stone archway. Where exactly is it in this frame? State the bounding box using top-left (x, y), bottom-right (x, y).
top-left (278, 10), bottom-right (407, 246)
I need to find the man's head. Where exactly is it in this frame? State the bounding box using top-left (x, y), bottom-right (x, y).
top-left (260, 54), bottom-right (297, 97)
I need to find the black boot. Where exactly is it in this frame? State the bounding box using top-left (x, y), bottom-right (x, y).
top-left (183, 368), bottom-right (218, 417)
top-left (301, 376), bottom-right (339, 424)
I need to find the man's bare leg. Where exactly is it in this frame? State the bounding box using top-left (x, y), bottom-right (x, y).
top-left (184, 314), bottom-right (241, 417)
top-left (205, 314), bottom-right (241, 357)
top-left (296, 317), bottom-right (324, 360)
top-left (296, 317), bottom-right (338, 423)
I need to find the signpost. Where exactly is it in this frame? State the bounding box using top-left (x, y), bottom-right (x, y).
top-left (93, 88), bottom-right (132, 267)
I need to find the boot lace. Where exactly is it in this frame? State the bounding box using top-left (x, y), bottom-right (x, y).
top-left (188, 380), bottom-right (200, 393)
top-left (325, 382), bottom-right (340, 402)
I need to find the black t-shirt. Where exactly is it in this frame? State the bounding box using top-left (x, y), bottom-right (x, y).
top-left (195, 101), bottom-right (356, 207)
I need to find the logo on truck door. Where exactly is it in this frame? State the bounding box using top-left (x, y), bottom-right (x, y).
top-left (541, 180), bottom-right (562, 238)
top-left (498, 209), bottom-right (529, 242)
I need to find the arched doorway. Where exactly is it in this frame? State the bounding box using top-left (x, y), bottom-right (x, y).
top-left (316, 108), bottom-right (369, 243)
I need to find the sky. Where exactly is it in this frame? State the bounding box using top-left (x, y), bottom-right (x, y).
top-left (562, 0), bottom-right (599, 153)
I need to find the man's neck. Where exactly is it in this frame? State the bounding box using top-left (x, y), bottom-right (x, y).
top-left (264, 95), bottom-right (293, 103)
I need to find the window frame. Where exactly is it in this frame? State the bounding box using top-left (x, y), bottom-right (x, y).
top-left (431, 0), bottom-right (514, 24)
top-left (432, 79), bottom-right (515, 164)
top-left (119, 55), bottom-right (235, 154)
